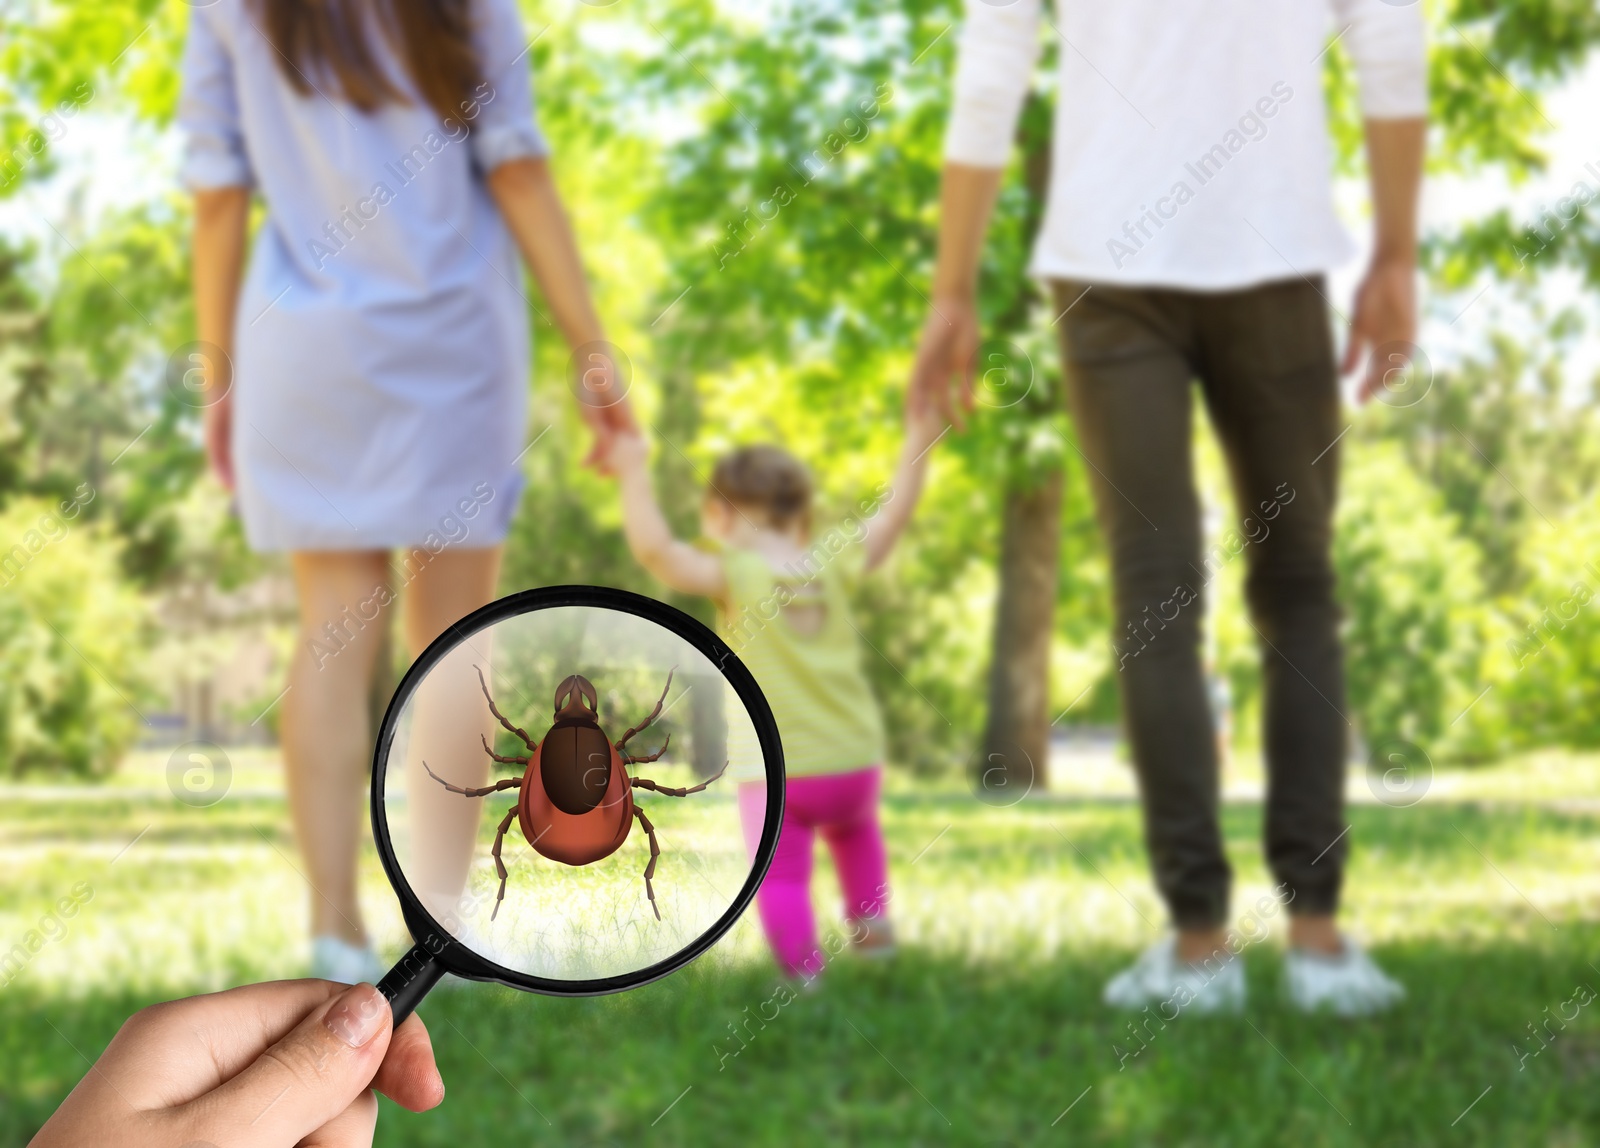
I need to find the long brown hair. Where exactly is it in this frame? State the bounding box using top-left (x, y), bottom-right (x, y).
top-left (251, 0), bottom-right (483, 124)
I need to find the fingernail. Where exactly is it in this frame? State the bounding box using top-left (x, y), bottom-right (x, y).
top-left (324, 983), bottom-right (388, 1048)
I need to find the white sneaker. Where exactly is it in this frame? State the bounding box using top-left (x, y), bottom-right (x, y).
top-left (1103, 936), bottom-right (1246, 1015)
top-left (1285, 939), bottom-right (1404, 1016)
top-left (310, 935), bottom-right (385, 985)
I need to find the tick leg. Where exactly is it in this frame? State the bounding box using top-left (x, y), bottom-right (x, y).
top-left (620, 733), bottom-right (669, 766)
top-left (490, 803), bottom-right (519, 921)
top-left (424, 760), bottom-right (524, 798)
top-left (633, 805), bottom-right (661, 921)
top-left (476, 665), bottom-right (539, 753)
top-left (615, 667), bottom-right (676, 754)
top-left (632, 759), bottom-right (727, 797)
top-left (481, 734), bottom-right (529, 769)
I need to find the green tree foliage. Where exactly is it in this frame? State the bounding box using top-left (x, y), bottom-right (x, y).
top-left (1422, 2), bottom-right (1600, 284)
top-left (1490, 490), bottom-right (1600, 746)
top-left (1361, 326), bottom-right (1600, 594)
top-left (1333, 442), bottom-right (1492, 756)
top-left (0, 495), bottom-right (152, 776)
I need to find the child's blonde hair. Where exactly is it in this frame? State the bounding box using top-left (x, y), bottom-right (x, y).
top-left (709, 445), bottom-right (813, 531)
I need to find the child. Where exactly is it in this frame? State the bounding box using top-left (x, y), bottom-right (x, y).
top-left (605, 407), bottom-right (942, 977)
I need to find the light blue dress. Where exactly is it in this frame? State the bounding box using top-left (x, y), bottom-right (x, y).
top-left (178, 0), bottom-right (548, 551)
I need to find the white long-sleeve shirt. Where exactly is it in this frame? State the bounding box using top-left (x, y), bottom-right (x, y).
top-left (945, 0), bottom-right (1427, 290)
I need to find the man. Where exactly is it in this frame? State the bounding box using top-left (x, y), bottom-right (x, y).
top-left (910, 0), bottom-right (1425, 1015)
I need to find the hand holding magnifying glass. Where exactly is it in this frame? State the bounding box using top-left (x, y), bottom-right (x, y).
top-left (370, 586), bottom-right (783, 1022)
top-left (29, 980), bottom-right (443, 1148)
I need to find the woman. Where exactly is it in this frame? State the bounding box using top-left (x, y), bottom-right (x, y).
top-left (181, 0), bottom-right (633, 980)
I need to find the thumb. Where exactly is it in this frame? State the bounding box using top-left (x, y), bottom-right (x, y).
top-left (191, 982), bottom-right (394, 1148)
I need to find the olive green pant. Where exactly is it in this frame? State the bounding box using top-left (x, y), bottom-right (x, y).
top-left (1054, 276), bottom-right (1348, 929)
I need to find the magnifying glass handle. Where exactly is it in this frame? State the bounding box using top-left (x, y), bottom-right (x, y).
top-left (377, 943), bottom-right (447, 1025)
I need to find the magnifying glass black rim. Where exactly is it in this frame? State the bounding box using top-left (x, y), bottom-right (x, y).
top-left (370, 583), bottom-right (784, 998)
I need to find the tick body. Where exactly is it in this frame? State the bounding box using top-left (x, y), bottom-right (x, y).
top-left (424, 667), bottom-right (726, 920)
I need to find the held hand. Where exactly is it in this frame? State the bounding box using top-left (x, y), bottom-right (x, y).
top-left (569, 342), bottom-right (639, 475)
top-left (1343, 256), bottom-right (1418, 404)
top-left (578, 398), bottom-right (636, 477)
top-left (907, 295), bottom-right (981, 431)
top-left (30, 980), bottom-right (444, 1148)
top-left (602, 429), bottom-right (650, 476)
top-left (204, 388), bottom-right (235, 493)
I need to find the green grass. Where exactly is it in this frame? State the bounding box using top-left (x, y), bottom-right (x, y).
top-left (3, 749), bottom-right (1599, 1145)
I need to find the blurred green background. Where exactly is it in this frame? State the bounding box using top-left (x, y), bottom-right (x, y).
top-left (3, 0), bottom-right (1600, 1143)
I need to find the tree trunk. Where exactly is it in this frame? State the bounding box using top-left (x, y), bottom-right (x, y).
top-left (651, 360), bottom-right (725, 779)
top-left (980, 468), bottom-right (1063, 795)
top-left (688, 671), bottom-right (727, 780)
top-left (978, 92), bottom-right (1061, 799)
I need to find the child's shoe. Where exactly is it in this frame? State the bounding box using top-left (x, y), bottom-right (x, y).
top-left (850, 917), bottom-right (897, 960)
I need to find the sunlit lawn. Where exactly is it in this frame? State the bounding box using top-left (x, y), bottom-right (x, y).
top-left (3, 746), bottom-right (1599, 1146)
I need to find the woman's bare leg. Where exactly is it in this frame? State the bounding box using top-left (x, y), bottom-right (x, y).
top-left (401, 546), bottom-right (503, 928)
top-left (283, 550), bottom-right (393, 945)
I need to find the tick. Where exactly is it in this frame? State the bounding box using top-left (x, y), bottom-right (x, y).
top-left (425, 667), bottom-right (726, 920)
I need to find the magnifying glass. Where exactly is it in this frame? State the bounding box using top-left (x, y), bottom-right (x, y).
top-left (370, 585), bottom-right (783, 1022)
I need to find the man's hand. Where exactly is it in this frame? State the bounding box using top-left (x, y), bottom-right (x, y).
top-left (1343, 256), bottom-right (1418, 404)
top-left (908, 294), bottom-right (981, 430)
top-left (30, 980), bottom-right (444, 1148)
top-left (1349, 113), bottom-right (1425, 404)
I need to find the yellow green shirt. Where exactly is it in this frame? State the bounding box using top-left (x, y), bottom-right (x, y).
top-left (717, 539), bottom-right (887, 781)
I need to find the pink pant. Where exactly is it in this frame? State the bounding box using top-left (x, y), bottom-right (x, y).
top-left (738, 766), bottom-right (890, 977)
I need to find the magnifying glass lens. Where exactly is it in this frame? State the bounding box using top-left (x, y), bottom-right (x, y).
top-left (372, 591), bottom-right (780, 1017)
